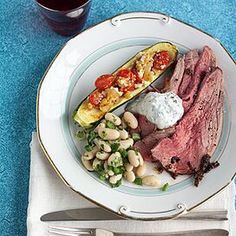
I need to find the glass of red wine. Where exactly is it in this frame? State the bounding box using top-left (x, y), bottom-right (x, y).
top-left (35, 0), bottom-right (92, 36)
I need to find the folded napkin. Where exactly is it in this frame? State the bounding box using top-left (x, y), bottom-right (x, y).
top-left (27, 132), bottom-right (236, 236)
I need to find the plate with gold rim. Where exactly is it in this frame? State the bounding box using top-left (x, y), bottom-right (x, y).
top-left (37, 12), bottom-right (236, 220)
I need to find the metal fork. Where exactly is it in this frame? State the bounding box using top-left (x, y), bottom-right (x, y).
top-left (48, 227), bottom-right (119, 236)
top-left (48, 226), bottom-right (228, 236)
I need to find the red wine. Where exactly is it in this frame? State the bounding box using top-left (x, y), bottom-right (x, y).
top-left (37, 0), bottom-right (89, 11)
top-left (36, 0), bottom-right (91, 36)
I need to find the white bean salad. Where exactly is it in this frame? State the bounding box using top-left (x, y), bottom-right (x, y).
top-left (77, 111), bottom-right (162, 188)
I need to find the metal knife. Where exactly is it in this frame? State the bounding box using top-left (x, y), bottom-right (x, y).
top-left (40, 208), bottom-right (228, 221)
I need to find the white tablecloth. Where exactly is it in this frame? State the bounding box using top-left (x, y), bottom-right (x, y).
top-left (27, 132), bottom-right (236, 236)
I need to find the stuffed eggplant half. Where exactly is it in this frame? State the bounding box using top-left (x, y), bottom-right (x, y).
top-left (73, 42), bottom-right (178, 127)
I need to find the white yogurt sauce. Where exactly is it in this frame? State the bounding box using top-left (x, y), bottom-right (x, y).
top-left (127, 92), bottom-right (184, 129)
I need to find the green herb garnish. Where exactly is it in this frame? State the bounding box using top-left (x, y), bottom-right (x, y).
top-left (99, 175), bottom-right (106, 181)
top-left (119, 149), bottom-right (128, 162)
top-left (76, 130), bottom-right (85, 140)
top-left (132, 133), bottom-right (141, 141)
top-left (95, 165), bottom-right (107, 181)
top-left (107, 165), bottom-right (113, 171)
top-left (134, 177), bottom-right (142, 185)
top-left (113, 166), bottom-right (125, 175)
top-left (106, 121), bottom-right (116, 129)
top-left (84, 144), bottom-right (93, 152)
top-left (161, 183), bottom-right (169, 191)
top-left (111, 179), bottom-right (122, 188)
top-left (87, 130), bottom-right (97, 145)
top-left (111, 143), bottom-right (120, 153)
top-left (110, 157), bottom-right (123, 168)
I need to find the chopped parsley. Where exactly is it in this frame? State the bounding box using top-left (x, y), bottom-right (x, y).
top-left (87, 130), bottom-right (97, 145)
top-left (106, 120), bottom-right (116, 129)
top-left (110, 143), bottom-right (120, 153)
top-left (84, 144), bottom-right (93, 152)
top-left (113, 166), bottom-right (125, 175)
top-left (99, 175), bottom-right (106, 181)
top-left (111, 179), bottom-right (122, 188)
top-left (132, 133), bottom-right (141, 141)
top-left (161, 183), bottom-right (169, 191)
top-left (76, 130), bottom-right (85, 140)
top-left (119, 149), bottom-right (128, 162)
top-left (110, 157), bottom-right (123, 168)
top-left (95, 165), bottom-right (107, 181)
top-left (134, 177), bottom-right (142, 186)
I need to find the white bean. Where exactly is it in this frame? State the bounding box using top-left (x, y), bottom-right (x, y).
top-left (124, 171), bottom-right (136, 183)
top-left (83, 146), bottom-right (99, 160)
top-left (96, 151), bottom-right (110, 160)
top-left (123, 111), bottom-right (138, 129)
top-left (128, 150), bottom-right (143, 167)
top-left (105, 113), bottom-right (121, 126)
top-left (142, 175), bottom-right (161, 187)
top-left (81, 157), bottom-right (93, 171)
top-left (124, 163), bottom-right (133, 172)
top-left (139, 153), bottom-right (144, 166)
top-left (107, 152), bottom-right (123, 167)
top-left (108, 170), bottom-right (114, 176)
top-left (104, 161), bottom-right (108, 170)
top-left (94, 123), bottom-right (106, 132)
top-left (98, 128), bottom-right (120, 140)
top-left (92, 158), bottom-right (102, 170)
top-left (109, 174), bottom-right (122, 185)
top-left (94, 139), bottom-right (111, 153)
top-left (119, 138), bottom-right (134, 150)
top-left (136, 163), bottom-right (146, 177)
top-left (119, 129), bottom-right (129, 140)
top-left (101, 119), bottom-right (106, 124)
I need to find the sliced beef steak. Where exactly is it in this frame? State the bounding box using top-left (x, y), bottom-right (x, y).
top-left (151, 68), bottom-right (224, 175)
top-left (138, 115), bottom-right (156, 137)
top-left (181, 46), bottom-right (216, 112)
top-left (178, 49), bottom-right (199, 97)
top-left (134, 126), bottom-right (175, 161)
top-left (163, 55), bottom-right (185, 93)
top-left (129, 114), bottom-right (156, 138)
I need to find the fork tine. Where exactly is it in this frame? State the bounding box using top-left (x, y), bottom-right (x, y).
top-left (49, 226), bottom-right (92, 234)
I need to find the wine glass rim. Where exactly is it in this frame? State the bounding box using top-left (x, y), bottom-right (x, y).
top-left (35, 0), bottom-right (92, 13)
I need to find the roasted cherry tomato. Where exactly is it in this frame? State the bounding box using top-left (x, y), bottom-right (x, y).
top-left (116, 69), bottom-right (136, 93)
top-left (153, 51), bottom-right (171, 70)
top-left (116, 69), bottom-right (136, 80)
top-left (89, 90), bottom-right (104, 106)
top-left (95, 74), bottom-right (115, 90)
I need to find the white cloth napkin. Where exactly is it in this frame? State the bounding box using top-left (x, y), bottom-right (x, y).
top-left (27, 132), bottom-right (236, 236)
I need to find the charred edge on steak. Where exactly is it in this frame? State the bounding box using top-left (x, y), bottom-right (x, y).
top-left (155, 161), bottom-right (164, 173)
top-left (163, 164), bottom-right (178, 179)
top-left (194, 154), bottom-right (219, 187)
top-left (171, 156), bottom-right (180, 164)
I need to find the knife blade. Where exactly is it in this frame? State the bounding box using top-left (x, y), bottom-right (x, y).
top-left (40, 208), bottom-right (228, 222)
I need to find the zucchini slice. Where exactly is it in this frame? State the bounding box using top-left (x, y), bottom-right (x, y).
top-left (73, 42), bottom-right (178, 127)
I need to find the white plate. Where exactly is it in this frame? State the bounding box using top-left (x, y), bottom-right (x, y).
top-left (37, 12), bottom-right (236, 220)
